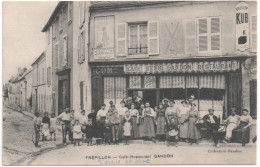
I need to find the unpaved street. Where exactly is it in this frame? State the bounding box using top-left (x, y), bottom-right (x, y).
top-left (2, 107), bottom-right (63, 165)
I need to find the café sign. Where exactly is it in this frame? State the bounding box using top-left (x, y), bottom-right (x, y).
top-left (124, 61), bottom-right (240, 74)
top-left (236, 2), bottom-right (249, 51)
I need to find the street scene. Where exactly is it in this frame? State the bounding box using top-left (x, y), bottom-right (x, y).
top-left (2, 1), bottom-right (257, 165)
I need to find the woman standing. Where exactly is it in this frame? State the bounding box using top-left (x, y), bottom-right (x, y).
top-left (231, 109), bottom-right (253, 146)
top-left (188, 103), bottom-right (201, 144)
top-left (179, 101), bottom-right (190, 142)
top-left (138, 103), bottom-right (145, 138)
top-left (118, 101), bottom-right (128, 141)
top-left (155, 103), bottom-right (166, 141)
top-left (165, 100), bottom-right (179, 128)
top-left (129, 103), bottom-right (140, 139)
top-left (141, 102), bottom-right (156, 142)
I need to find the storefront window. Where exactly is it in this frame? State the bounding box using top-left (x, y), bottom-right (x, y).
top-left (129, 76), bottom-right (141, 88)
top-left (104, 77), bottom-right (126, 109)
top-left (144, 76), bottom-right (156, 88)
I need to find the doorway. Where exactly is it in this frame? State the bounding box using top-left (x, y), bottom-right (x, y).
top-left (128, 89), bottom-right (157, 108)
top-left (58, 79), bottom-right (70, 114)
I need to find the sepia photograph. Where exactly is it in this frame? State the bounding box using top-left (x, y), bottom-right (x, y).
top-left (2, 0), bottom-right (257, 165)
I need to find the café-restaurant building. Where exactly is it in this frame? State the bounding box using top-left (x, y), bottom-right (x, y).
top-left (89, 1), bottom-right (257, 119)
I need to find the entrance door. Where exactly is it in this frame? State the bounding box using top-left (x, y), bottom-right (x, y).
top-left (59, 79), bottom-right (70, 114)
top-left (143, 90), bottom-right (157, 108)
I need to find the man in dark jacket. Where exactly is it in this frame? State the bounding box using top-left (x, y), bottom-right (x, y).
top-left (203, 109), bottom-right (220, 148)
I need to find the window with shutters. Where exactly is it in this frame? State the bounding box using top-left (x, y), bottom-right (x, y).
top-left (47, 67), bottom-right (51, 86)
top-left (251, 15), bottom-right (257, 52)
top-left (79, 2), bottom-right (85, 29)
top-left (197, 17), bottom-right (221, 53)
top-left (128, 23), bottom-right (148, 55)
top-left (68, 2), bottom-right (72, 24)
top-left (54, 43), bottom-right (59, 69)
top-left (78, 31), bottom-right (85, 64)
top-left (117, 23), bottom-right (127, 55)
top-left (63, 35), bottom-right (68, 66)
top-left (80, 81), bottom-right (84, 110)
top-left (59, 10), bottom-right (63, 32)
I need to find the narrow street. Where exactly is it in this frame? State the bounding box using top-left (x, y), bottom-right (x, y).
top-left (2, 106), bottom-right (63, 165)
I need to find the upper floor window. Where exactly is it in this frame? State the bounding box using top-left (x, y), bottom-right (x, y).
top-left (63, 35), bottom-right (68, 66)
top-left (59, 11), bottom-right (63, 32)
top-left (197, 17), bottom-right (221, 52)
top-left (116, 21), bottom-right (159, 56)
top-left (47, 28), bottom-right (50, 45)
top-left (251, 15), bottom-right (257, 52)
top-left (78, 30), bottom-right (85, 63)
top-left (79, 2), bottom-right (85, 28)
top-left (47, 67), bottom-right (51, 86)
top-left (68, 2), bottom-right (72, 23)
top-left (128, 23), bottom-right (148, 55)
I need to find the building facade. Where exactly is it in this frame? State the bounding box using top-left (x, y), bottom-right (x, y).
top-left (72, 1), bottom-right (92, 115)
top-left (88, 1), bottom-right (257, 119)
top-left (42, 1), bottom-right (74, 116)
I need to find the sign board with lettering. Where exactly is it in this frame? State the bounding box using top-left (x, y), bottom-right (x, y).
top-left (236, 2), bottom-right (249, 51)
top-left (92, 67), bottom-right (124, 76)
top-left (124, 61), bottom-right (240, 74)
top-left (94, 16), bottom-right (115, 59)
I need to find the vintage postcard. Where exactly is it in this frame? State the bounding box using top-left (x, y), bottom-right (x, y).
top-left (2, 0), bottom-right (257, 165)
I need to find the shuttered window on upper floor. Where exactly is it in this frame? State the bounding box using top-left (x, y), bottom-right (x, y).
top-left (116, 20), bottom-right (159, 56)
top-left (197, 17), bottom-right (221, 53)
top-left (251, 15), bottom-right (257, 52)
top-left (78, 30), bottom-right (85, 64)
top-left (63, 35), bottom-right (68, 66)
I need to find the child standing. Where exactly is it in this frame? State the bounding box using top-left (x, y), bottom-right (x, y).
top-left (73, 119), bottom-right (82, 146)
top-left (123, 110), bottom-right (132, 145)
top-left (42, 112), bottom-right (50, 141)
top-left (86, 117), bottom-right (93, 146)
top-left (105, 109), bottom-right (114, 145)
top-left (49, 113), bottom-right (57, 141)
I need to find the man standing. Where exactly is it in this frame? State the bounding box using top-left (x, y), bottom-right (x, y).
top-left (33, 111), bottom-right (42, 148)
top-left (96, 104), bottom-right (107, 143)
top-left (58, 108), bottom-right (73, 145)
top-left (203, 109), bottom-right (220, 148)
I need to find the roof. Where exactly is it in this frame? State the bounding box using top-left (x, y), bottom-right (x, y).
top-left (42, 1), bottom-right (65, 32)
top-left (17, 68), bottom-right (33, 82)
top-left (31, 52), bottom-right (46, 66)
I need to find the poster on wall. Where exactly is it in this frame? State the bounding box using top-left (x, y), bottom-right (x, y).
top-left (235, 2), bottom-right (249, 51)
top-left (94, 16), bottom-right (115, 59)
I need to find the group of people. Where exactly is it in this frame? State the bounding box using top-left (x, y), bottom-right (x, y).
top-left (33, 98), bottom-right (253, 148)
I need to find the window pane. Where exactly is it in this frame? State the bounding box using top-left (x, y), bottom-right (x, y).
top-left (129, 76), bottom-right (141, 88)
top-left (199, 36), bottom-right (208, 51)
top-left (199, 18), bottom-right (207, 34)
top-left (211, 17), bottom-right (220, 33)
top-left (140, 24), bottom-right (147, 47)
top-left (211, 35), bottom-right (220, 50)
top-left (144, 76), bottom-right (156, 88)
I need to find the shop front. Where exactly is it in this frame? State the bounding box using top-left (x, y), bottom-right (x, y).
top-left (91, 58), bottom-right (243, 119)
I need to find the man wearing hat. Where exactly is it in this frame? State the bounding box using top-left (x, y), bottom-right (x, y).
top-left (58, 108), bottom-right (73, 145)
top-left (79, 110), bottom-right (88, 141)
top-left (203, 109), bottom-right (220, 148)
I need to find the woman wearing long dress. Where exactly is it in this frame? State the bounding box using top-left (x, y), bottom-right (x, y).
top-left (129, 103), bottom-right (140, 139)
top-left (231, 109), bottom-right (253, 146)
top-left (123, 110), bottom-right (132, 145)
top-left (188, 103), bottom-right (201, 144)
top-left (141, 102), bottom-right (156, 142)
top-left (165, 100), bottom-right (180, 135)
top-left (179, 101), bottom-right (190, 142)
top-left (138, 103), bottom-right (145, 138)
top-left (155, 103), bottom-right (166, 141)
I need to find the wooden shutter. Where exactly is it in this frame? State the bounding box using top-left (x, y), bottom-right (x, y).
top-left (116, 23), bottom-right (127, 55)
top-left (81, 31), bottom-right (85, 61)
top-left (250, 79), bottom-right (257, 118)
top-left (183, 19), bottom-right (196, 55)
top-left (251, 16), bottom-right (257, 52)
top-left (210, 17), bottom-right (221, 51)
top-left (198, 18), bottom-right (208, 52)
top-left (80, 81), bottom-right (84, 110)
top-left (148, 20), bottom-right (159, 55)
top-left (78, 35), bottom-right (81, 63)
top-left (63, 36), bottom-right (68, 66)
